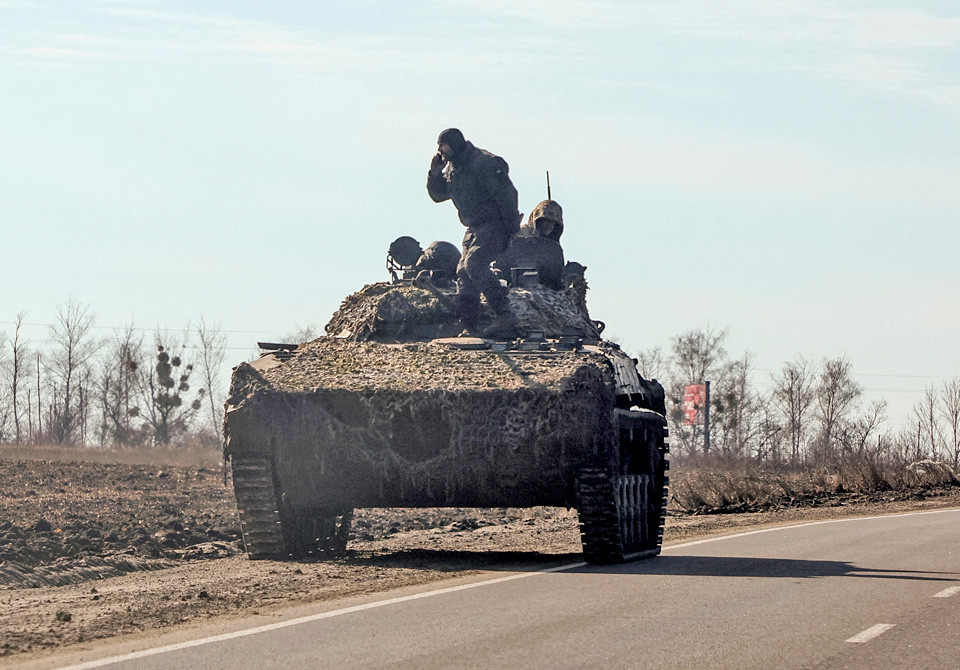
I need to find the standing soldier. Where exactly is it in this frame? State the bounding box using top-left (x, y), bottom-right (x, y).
top-left (427, 128), bottom-right (521, 331)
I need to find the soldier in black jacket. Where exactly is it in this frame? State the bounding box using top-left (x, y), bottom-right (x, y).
top-left (427, 128), bottom-right (521, 330)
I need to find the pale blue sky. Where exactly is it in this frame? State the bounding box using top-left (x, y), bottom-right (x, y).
top-left (1, 0), bottom-right (958, 425)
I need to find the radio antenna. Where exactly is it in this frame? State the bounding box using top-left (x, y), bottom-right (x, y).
top-left (546, 171), bottom-right (551, 200)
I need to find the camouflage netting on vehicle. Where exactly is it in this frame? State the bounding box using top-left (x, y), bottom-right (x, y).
top-left (323, 282), bottom-right (599, 342)
top-left (324, 283), bottom-right (451, 341)
top-left (232, 339), bottom-right (618, 394)
top-left (508, 285), bottom-right (598, 338)
top-left (225, 340), bottom-right (620, 507)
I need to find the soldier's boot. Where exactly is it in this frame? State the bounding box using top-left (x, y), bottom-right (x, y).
top-left (457, 292), bottom-right (482, 335)
top-left (482, 289), bottom-right (519, 339)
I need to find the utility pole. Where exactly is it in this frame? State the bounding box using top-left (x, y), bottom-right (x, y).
top-left (917, 421), bottom-right (922, 461)
top-left (704, 380), bottom-right (711, 454)
top-left (27, 389), bottom-right (33, 443)
top-left (36, 352), bottom-right (42, 441)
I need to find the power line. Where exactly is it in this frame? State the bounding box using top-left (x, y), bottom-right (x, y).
top-left (754, 368), bottom-right (950, 382)
top-left (0, 337), bottom-right (254, 350)
top-left (754, 382), bottom-right (935, 395)
top-left (0, 320), bottom-right (268, 335)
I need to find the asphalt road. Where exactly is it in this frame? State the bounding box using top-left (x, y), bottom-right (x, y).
top-left (53, 508), bottom-right (960, 669)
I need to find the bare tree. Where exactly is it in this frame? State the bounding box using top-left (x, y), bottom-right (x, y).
top-left (849, 400), bottom-right (888, 454)
top-left (283, 324), bottom-right (319, 343)
top-left (889, 424), bottom-right (918, 465)
top-left (0, 327), bottom-right (7, 441)
top-left (46, 300), bottom-right (101, 444)
top-left (96, 325), bottom-right (144, 447)
top-left (713, 353), bottom-right (758, 458)
top-left (913, 386), bottom-right (944, 461)
top-left (634, 345), bottom-right (668, 382)
top-left (136, 335), bottom-right (204, 446)
top-left (0, 399), bottom-right (7, 442)
top-left (754, 397), bottom-right (784, 462)
top-left (670, 326), bottom-right (728, 387)
top-left (813, 357), bottom-right (862, 458)
top-left (940, 377), bottom-right (960, 469)
top-left (771, 356), bottom-right (816, 463)
top-left (77, 367), bottom-right (92, 445)
top-left (5, 312), bottom-right (29, 443)
top-left (665, 326), bottom-right (730, 455)
top-left (195, 317), bottom-right (227, 442)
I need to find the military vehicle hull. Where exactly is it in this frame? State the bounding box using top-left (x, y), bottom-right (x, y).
top-left (224, 329), bottom-right (669, 564)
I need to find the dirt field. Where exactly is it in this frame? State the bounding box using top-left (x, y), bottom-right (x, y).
top-left (2, 446), bottom-right (959, 663)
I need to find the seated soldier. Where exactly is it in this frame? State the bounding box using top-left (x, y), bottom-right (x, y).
top-left (519, 199), bottom-right (564, 242)
top-left (496, 199), bottom-right (566, 290)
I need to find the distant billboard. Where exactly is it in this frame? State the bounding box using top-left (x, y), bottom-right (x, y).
top-left (682, 384), bottom-right (706, 425)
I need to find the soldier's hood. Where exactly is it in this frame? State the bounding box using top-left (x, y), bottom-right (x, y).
top-left (527, 200), bottom-right (564, 241)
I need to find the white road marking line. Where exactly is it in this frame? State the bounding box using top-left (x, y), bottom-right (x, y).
top-left (846, 623), bottom-right (895, 643)
top-left (933, 586), bottom-right (960, 598)
top-left (57, 561), bottom-right (587, 670)
top-left (58, 505), bottom-right (960, 669)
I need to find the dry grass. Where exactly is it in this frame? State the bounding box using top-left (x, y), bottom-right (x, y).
top-left (670, 454), bottom-right (960, 513)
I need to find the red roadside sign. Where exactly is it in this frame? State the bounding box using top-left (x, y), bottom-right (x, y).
top-left (682, 384), bottom-right (706, 425)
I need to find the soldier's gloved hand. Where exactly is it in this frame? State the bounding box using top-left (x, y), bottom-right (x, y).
top-left (430, 152), bottom-right (445, 176)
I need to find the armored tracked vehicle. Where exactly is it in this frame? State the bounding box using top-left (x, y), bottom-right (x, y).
top-left (223, 234), bottom-right (668, 564)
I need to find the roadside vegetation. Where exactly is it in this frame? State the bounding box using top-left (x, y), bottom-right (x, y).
top-left (0, 303), bottom-right (957, 514)
top-left (635, 326), bottom-right (960, 512)
top-left (671, 454), bottom-right (958, 513)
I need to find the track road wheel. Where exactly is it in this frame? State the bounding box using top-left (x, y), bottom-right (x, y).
top-left (280, 506), bottom-right (354, 558)
top-left (576, 411), bottom-right (669, 564)
top-left (231, 456), bottom-right (354, 559)
top-left (576, 468), bottom-right (660, 563)
top-left (231, 456), bottom-right (286, 559)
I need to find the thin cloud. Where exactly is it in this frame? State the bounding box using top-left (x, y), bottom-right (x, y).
top-left (15, 5), bottom-right (548, 79)
top-left (438, 0), bottom-right (960, 108)
top-left (445, 0), bottom-right (959, 50)
top-left (853, 10), bottom-right (960, 49)
top-left (811, 53), bottom-right (960, 112)
top-left (9, 1), bottom-right (959, 115)
top-left (21, 45), bottom-right (125, 60)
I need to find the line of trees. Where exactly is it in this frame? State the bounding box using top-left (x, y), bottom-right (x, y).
top-left (2, 305), bottom-right (956, 468)
top-left (636, 327), bottom-right (960, 469)
top-left (0, 301), bottom-right (227, 449)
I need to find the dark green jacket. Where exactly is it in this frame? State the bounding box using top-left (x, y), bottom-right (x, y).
top-left (427, 142), bottom-right (521, 235)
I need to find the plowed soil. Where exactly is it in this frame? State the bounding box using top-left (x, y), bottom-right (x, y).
top-left (2, 447), bottom-right (959, 665)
